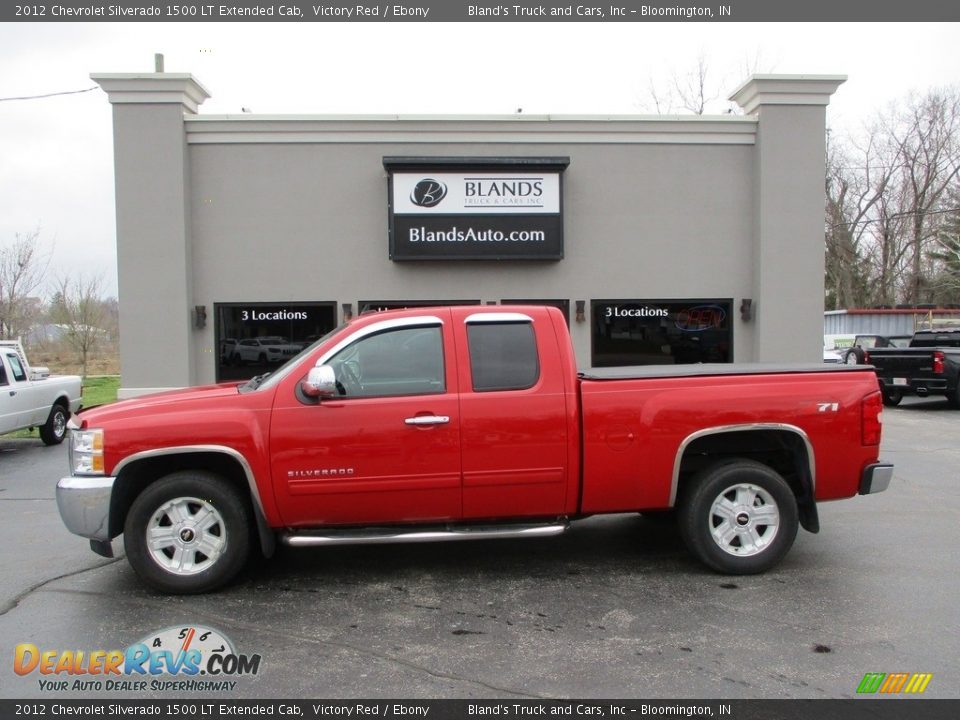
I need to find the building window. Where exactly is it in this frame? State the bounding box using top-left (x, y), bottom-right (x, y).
top-left (467, 321), bottom-right (540, 392)
top-left (358, 299), bottom-right (479, 314)
top-left (216, 302), bottom-right (337, 382)
top-left (592, 300), bottom-right (732, 367)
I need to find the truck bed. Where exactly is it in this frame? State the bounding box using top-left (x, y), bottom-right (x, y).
top-left (577, 362), bottom-right (883, 514)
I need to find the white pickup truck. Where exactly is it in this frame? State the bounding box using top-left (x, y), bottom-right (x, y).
top-left (0, 340), bottom-right (82, 445)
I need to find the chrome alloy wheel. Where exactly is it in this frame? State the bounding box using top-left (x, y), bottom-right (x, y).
top-left (708, 483), bottom-right (780, 557)
top-left (51, 410), bottom-right (67, 439)
top-left (146, 496), bottom-right (226, 575)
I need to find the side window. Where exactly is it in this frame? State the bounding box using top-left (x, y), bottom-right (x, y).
top-left (0, 361), bottom-right (7, 386)
top-left (328, 325), bottom-right (445, 398)
top-left (467, 322), bottom-right (539, 392)
top-left (6, 354), bottom-right (27, 383)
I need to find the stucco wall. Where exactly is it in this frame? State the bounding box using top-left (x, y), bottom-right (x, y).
top-left (187, 140), bottom-right (754, 383)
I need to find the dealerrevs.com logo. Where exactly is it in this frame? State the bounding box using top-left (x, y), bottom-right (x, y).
top-left (13, 625), bottom-right (261, 693)
top-left (410, 178), bottom-right (447, 208)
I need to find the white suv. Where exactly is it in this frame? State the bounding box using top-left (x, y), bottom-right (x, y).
top-left (235, 337), bottom-right (301, 364)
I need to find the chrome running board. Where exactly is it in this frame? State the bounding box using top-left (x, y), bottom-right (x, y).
top-left (281, 521), bottom-right (569, 548)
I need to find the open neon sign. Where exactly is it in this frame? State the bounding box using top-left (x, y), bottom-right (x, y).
top-left (676, 305), bottom-right (727, 332)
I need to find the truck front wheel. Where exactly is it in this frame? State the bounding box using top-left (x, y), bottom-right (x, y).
top-left (678, 460), bottom-right (799, 575)
top-left (124, 471), bottom-right (251, 594)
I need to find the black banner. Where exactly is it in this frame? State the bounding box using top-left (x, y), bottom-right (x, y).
top-left (2, 699), bottom-right (959, 720)
top-left (390, 215), bottom-right (563, 261)
top-left (4, 0), bottom-right (959, 22)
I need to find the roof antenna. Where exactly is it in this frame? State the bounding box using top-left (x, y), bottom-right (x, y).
top-left (154, 53), bottom-right (165, 73)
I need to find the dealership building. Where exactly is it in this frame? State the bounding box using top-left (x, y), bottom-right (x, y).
top-left (92, 70), bottom-right (844, 397)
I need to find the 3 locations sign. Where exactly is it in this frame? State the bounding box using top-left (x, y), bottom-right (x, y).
top-left (385, 157), bottom-right (568, 261)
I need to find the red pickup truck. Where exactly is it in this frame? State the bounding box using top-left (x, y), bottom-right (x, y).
top-left (57, 306), bottom-right (892, 594)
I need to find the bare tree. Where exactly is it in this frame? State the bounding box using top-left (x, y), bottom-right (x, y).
top-left (674, 54), bottom-right (714, 115)
top-left (643, 52), bottom-right (774, 117)
top-left (645, 53), bottom-right (736, 116)
top-left (928, 192), bottom-right (960, 304)
top-left (648, 55), bottom-right (713, 115)
top-left (824, 131), bottom-right (894, 309)
top-left (826, 87), bottom-right (960, 308)
top-left (0, 228), bottom-right (50, 339)
top-left (49, 274), bottom-right (107, 378)
top-left (884, 89), bottom-right (960, 303)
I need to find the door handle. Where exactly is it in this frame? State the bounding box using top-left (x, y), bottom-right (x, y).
top-left (404, 415), bottom-right (450, 427)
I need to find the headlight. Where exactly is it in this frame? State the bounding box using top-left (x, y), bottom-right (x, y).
top-left (71, 429), bottom-right (105, 476)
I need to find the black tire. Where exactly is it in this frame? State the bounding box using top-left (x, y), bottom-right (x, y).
top-left (39, 404), bottom-right (68, 446)
top-left (882, 390), bottom-right (903, 407)
top-left (844, 348), bottom-right (865, 365)
top-left (948, 385), bottom-right (960, 410)
top-left (678, 459), bottom-right (799, 575)
top-left (123, 471), bottom-right (252, 594)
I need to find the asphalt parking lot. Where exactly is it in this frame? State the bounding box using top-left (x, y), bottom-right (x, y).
top-left (0, 396), bottom-right (957, 700)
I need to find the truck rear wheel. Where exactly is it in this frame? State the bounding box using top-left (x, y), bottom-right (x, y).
top-left (882, 389), bottom-right (903, 407)
top-left (39, 404), bottom-right (68, 446)
top-left (678, 460), bottom-right (799, 575)
top-left (949, 385), bottom-right (960, 409)
top-left (124, 471), bottom-right (251, 594)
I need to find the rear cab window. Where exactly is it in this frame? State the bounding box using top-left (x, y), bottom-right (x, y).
top-left (910, 332), bottom-right (960, 348)
top-left (466, 317), bottom-right (539, 392)
top-left (5, 353), bottom-right (27, 383)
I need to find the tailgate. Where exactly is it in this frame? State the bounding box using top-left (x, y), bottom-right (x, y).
top-left (869, 351), bottom-right (935, 377)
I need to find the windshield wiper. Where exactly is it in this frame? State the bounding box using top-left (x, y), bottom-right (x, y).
top-left (240, 372), bottom-right (272, 392)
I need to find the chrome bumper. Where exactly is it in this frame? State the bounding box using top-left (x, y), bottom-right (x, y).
top-left (56, 476), bottom-right (116, 542)
top-left (859, 464), bottom-right (894, 495)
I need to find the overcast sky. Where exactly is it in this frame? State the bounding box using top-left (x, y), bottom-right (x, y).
top-left (1, 21), bottom-right (958, 298)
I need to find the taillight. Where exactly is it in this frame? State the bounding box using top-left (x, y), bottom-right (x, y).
top-left (933, 351), bottom-right (945, 374)
top-left (863, 351), bottom-right (871, 364)
top-left (862, 391), bottom-right (883, 446)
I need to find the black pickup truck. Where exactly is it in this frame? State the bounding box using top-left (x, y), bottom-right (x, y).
top-left (866, 328), bottom-right (960, 407)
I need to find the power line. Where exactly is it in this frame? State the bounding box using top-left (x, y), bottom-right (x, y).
top-left (0, 87), bottom-right (99, 103)
top-left (833, 164), bottom-right (958, 173)
top-left (828, 206), bottom-right (960, 231)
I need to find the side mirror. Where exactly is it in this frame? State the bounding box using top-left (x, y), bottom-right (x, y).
top-left (301, 365), bottom-right (337, 399)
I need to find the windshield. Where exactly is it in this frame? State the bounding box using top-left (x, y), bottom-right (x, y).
top-left (238, 324), bottom-right (347, 393)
